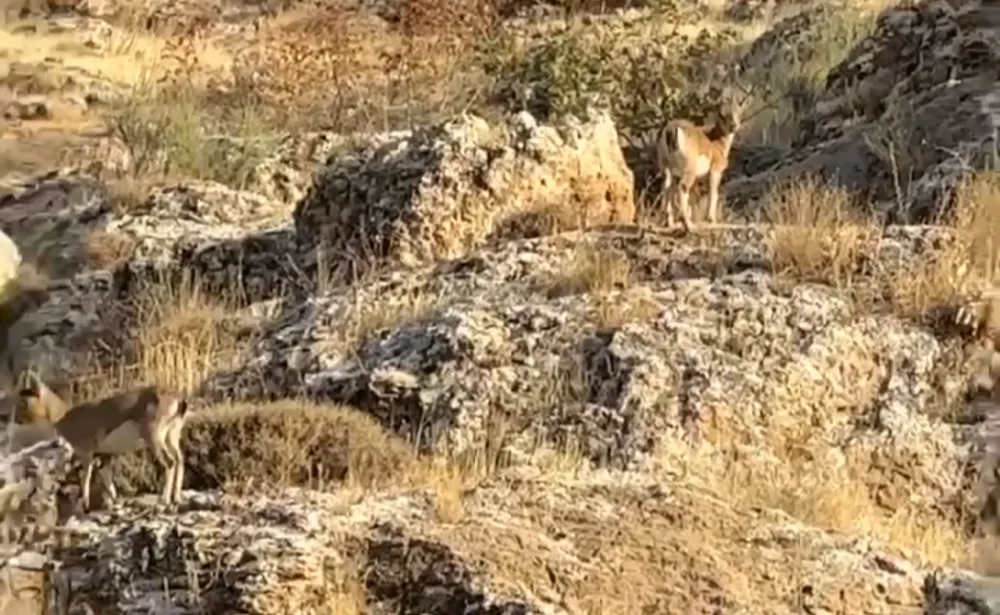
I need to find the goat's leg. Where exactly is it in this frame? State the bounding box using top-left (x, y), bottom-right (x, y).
top-left (79, 453), bottom-right (97, 512)
top-left (661, 169), bottom-right (675, 227)
top-left (97, 461), bottom-right (118, 505)
top-left (708, 169), bottom-right (723, 225)
top-left (165, 421), bottom-right (185, 505)
top-left (146, 425), bottom-right (175, 505)
top-left (678, 178), bottom-right (694, 232)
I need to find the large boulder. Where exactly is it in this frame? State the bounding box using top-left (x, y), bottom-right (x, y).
top-left (294, 110), bottom-right (636, 270)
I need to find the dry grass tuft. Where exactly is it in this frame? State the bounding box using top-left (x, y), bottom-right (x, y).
top-left (593, 288), bottom-right (661, 330)
top-left (82, 229), bottom-right (136, 270)
top-left (889, 171), bottom-right (1000, 321)
top-left (72, 272), bottom-right (250, 401)
top-left (131, 273), bottom-right (246, 395)
top-left (429, 461), bottom-right (467, 523)
top-left (763, 176), bottom-right (876, 291)
top-left (102, 176), bottom-right (160, 214)
top-left (546, 244), bottom-right (633, 299)
top-left (319, 554), bottom-right (368, 615)
top-left (327, 282), bottom-right (447, 356)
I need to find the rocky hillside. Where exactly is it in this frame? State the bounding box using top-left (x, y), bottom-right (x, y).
top-left (0, 0), bottom-right (999, 613)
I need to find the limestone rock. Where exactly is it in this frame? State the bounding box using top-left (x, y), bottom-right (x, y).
top-left (104, 181), bottom-right (298, 301)
top-left (204, 226), bottom-right (972, 521)
top-left (245, 131), bottom-right (358, 207)
top-left (923, 570), bottom-right (1000, 615)
top-left (19, 474), bottom-right (933, 614)
top-left (294, 110), bottom-right (635, 270)
top-left (0, 174), bottom-right (297, 380)
top-left (60, 489), bottom-right (541, 615)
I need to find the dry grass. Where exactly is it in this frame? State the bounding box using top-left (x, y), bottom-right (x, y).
top-left (131, 273), bottom-right (248, 395)
top-left (82, 229), bottom-right (136, 269)
top-left (718, 444), bottom-right (968, 567)
top-left (325, 282), bottom-right (448, 356)
top-left (101, 176), bottom-right (160, 213)
top-left (110, 400), bottom-right (417, 495)
top-left (429, 461), bottom-right (467, 523)
top-left (319, 555), bottom-right (367, 615)
top-left (546, 244), bottom-right (633, 299)
top-left (71, 271), bottom-right (250, 401)
top-left (889, 171), bottom-right (1000, 321)
top-left (0, 23), bottom-right (164, 89)
top-left (763, 176), bottom-right (877, 291)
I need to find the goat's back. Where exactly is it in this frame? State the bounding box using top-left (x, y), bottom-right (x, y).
top-left (54, 386), bottom-right (162, 452)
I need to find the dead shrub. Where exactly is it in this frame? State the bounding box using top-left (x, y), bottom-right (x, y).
top-left (110, 400), bottom-right (416, 494)
top-left (230, 5), bottom-right (484, 134)
top-left (394, 0), bottom-right (499, 37)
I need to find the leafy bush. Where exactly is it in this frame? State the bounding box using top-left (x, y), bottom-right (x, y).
top-left (475, 15), bottom-right (740, 141)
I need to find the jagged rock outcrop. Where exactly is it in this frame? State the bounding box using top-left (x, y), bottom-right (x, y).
top-left (0, 435), bottom-right (75, 615)
top-left (0, 173), bottom-right (297, 380)
top-left (923, 570), bottom-right (1000, 615)
top-left (58, 488), bottom-right (544, 615)
top-left (245, 131), bottom-right (357, 207)
top-left (728, 0), bottom-right (1000, 223)
top-left (202, 225), bottom-right (977, 526)
top-left (0, 109), bottom-right (640, 381)
top-left (294, 110), bottom-right (636, 270)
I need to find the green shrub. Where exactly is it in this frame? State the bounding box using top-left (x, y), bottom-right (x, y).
top-left (475, 16), bottom-right (739, 141)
